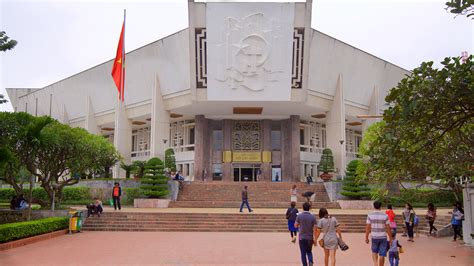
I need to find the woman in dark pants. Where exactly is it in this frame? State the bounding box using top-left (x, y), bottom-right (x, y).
top-left (450, 202), bottom-right (464, 241)
top-left (426, 203), bottom-right (438, 236)
top-left (402, 203), bottom-right (415, 242)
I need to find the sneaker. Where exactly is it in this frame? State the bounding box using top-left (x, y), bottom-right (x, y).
top-left (249, 210), bottom-right (253, 213)
top-left (291, 237), bottom-right (296, 243)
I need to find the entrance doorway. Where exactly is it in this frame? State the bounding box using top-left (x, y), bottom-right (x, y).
top-left (233, 164), bottom-right (261, 182)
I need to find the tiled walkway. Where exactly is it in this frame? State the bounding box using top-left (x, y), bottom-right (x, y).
top-left (1, 232), bottom-right (472, 265)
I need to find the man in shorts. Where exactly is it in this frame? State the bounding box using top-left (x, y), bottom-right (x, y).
top-left (365, 201), bottom-right (392, 266)
top-left (295, 202), bottom-right (317, 266)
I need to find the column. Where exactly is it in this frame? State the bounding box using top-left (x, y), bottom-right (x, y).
top-left (281, 119), bottom-right (291, 181)
top-left (85, 96), bottom-right (99, 134)
top-left (261, 119), bottom-right (272, 182)
top-left (223, 119), bottom-right (232, 182)
top-left (150, 74), bottom-right (170, 160)
top-left (362, 86), bottom-right (381, 132)
top-left (289, 115), bottom-right (301, 182)
top-left (326, 74), bottom-right (346, 178)
top-left (194, 115), bottom-right (210, 180)
top-left (113, 101), bottom-right (132, 179)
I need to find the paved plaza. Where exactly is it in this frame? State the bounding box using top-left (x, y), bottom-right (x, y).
top-left (1, 231), bottom-right (472, 265)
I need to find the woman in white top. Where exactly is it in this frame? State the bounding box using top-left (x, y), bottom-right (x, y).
top-left (290, 184), bottom-right (297, 202)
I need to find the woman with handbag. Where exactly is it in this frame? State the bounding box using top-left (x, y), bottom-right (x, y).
top-left (402, 203), bottom-right (415, 242)
top-left (314, 208), bottom-right (344, 266)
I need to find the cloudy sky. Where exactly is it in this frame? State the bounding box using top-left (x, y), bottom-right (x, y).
top-left (0, 0), bottom-right (472, 112)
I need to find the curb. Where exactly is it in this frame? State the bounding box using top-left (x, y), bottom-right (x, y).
top-left (0, 229), bottom-right (68, 251)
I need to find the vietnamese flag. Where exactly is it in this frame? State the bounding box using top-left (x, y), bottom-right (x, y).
top-left (111, 21), bottom-right (125, 101)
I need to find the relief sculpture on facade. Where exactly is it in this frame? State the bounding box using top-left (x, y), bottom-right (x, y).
top-left (232, 121), bottom-right (261, 151)
top-left (214, 13), bottom-right (285, 92)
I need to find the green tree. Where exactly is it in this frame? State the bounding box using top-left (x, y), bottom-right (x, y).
top-left (446, 0), bottom-right (474, 18)
top-left (0, 31), bottom-right (17, 52)
top-left (340, 160), bottom-right (371, 199)
top-left (359, 56), bottom-right (474, 198)
top-left (141, 157), bottom-right (168, 198)
top-left (0, 112), bottom-right (120, 207)
top-left (164, 148), bottom-right (176, 172)
top-left (120, 162), bottom-right (135, 179)
top-left (132, 160), bottom-right (147, 178)
top-left (319, 148), bottom-right (335, 173)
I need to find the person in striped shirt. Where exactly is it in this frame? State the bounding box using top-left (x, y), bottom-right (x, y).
top-left (365, 201), bottom-right (393, 266)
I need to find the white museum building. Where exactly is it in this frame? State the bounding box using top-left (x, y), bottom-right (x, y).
top-left (6, 0), bottom-right (410, 181)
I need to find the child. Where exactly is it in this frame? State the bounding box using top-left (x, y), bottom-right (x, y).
top-left (285, 201), bottom-right (299, 243)
top-left (388, 232), bottom-right (402, 266)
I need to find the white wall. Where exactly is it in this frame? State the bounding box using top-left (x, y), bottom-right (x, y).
top-left (308, 30), bottom-right (410, 108)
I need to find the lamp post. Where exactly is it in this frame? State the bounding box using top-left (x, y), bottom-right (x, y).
top-left (162, 139), bottom-right (168, 173)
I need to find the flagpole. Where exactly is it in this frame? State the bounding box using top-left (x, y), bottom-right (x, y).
top-left (121, 9), bottom-right (126, 102)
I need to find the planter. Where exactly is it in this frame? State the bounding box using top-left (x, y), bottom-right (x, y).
top-left (337, 200), bottom-right (374, 209)
top-left (319, 172), bottom-right (333, 182)
top-left (0, 229), bottom-right (68, 251)
top-left (134, 198), bottom-right (170, 208)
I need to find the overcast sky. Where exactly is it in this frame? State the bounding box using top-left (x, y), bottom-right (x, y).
top-left (0, 0), bottom-right (472, 112)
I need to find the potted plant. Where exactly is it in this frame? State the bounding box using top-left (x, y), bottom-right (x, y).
top-left (319, 148), bottom-right (335, 181)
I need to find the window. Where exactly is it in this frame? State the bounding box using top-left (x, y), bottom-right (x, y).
top-left (213, 164), bottom-right (223, 181)
top-left (213, 130), bottom-right (223, 151)
top-left (300, 128), bottom-right (305, 145)
top-left (271, 130), bottom-right (281, 151)
top-left (189, 127), bottom-right (195, 145)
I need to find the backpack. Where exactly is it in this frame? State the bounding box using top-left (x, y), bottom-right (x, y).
top-left (413, 214), bottom-right (419, 225)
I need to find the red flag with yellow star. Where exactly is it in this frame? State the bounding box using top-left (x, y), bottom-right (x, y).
top-left (111, 21), bottom-right (125, 101)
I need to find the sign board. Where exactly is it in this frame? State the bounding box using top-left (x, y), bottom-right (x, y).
top-left (232, 151), bottom-right (262, 162)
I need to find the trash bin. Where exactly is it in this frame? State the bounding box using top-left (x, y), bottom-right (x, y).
top-left (69, 211), bottom-right (83, 234)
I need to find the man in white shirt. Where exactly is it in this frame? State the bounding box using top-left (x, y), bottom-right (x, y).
top-left (365, 201), bottom-right (393, 266)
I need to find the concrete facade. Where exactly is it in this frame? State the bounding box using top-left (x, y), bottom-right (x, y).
top-left (6, 0), bottom-right (410, 181)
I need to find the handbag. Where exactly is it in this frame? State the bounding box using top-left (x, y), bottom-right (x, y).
top-left (318, 239), bottom-right (324, 248)
top-left (399, 247), bottom-right (404, 254)
top-left (337, 237), bottom-right (349, 251)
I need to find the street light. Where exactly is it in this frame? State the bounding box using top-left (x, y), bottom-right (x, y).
top-left (162, 139), bottom-right (168, 173)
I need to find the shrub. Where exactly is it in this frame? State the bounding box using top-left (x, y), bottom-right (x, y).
top-left (141, 157), bottom-right (168, 198)
top-left (319, 148), bottom-right (335, 173)
top-left (62, 187), bottom-right (90, 201)
top-left (340, 160), bottom-right (371, 199)
top-left (123, 187), bottom-right (142, 205)
top-left (379, 188), bottom-right (461, 207)
top-left (0, 188), bottom-right (16, 201)
top-left (0, 217), bottom-right (68, 243)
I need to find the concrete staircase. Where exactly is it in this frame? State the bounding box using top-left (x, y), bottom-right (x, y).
top-left (83, 211), bottom-right (452, 235)
top-left (83, 212), bottom-right (366, 233)
top-left (169, 182), bottom-right (340, 209)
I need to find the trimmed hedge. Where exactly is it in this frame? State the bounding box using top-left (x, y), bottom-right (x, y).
top-left (123, 188), bottom-right (143, 205)
top-left (0, 217), bottom-right (69, 243)
top-left (0, 187), bottom-right (90, 202)
top-left (386, 188), bottom-right (461, 208)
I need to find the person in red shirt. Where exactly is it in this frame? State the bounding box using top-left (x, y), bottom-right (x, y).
top-left (112, 182), bottom-right (122, 210)
top-left (386, 204), bottom-right (397, 235)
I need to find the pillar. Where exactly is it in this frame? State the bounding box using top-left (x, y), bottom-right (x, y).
top-left (289, 115), bottom-right (301, 182)
top-left (462, 183), bottom-right (474, 245)
top-left (150, 74), bottom-right (170, 160)
top-left (223, 119), bottom-right (232, 181)
top-left (326, 74), bottom-right (346, 178)
top-left (261, 119), bottom-right (272, 182)
top-left (112, 101), bottom-right (132, 179)
top-left (85, 96), bottom-right (99, 134)
top-left (362, 86), bottom-right (381, 132)
top-left (194, 115), bottom-right (211, 180)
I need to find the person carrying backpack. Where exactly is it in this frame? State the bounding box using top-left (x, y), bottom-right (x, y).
top-left (286, 201), bottom-right (299, 243)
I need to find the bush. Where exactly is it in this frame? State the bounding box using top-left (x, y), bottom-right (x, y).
top-left (340, 160), bottom-right (371, 199)
top-left (123, 187), bottom-right (143, 205)
top-left (62, 187), bottom-right (90, 201)
top-left (0, 187), bottom-right (91, 203)
top-left (383, 188), bottom-right (461, 207)
top-left (0, 217), bottom-right (69, 243)
top-left (141, 157), bottom-right (168, 198)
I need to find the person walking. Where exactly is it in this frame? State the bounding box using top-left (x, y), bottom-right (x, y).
top-left (426, 203), bottom-right (438, 236)
top-left (365, 201), bottom-right (393, 266)
top-left (286, 201), bottom-right (299, 243)
top-left (386, 204), bottom-right (397, 235)
top-left (402, 203), bottom-right (415, 242)
top-left (290, 184), bottom-right (298, 203)
top-left (306, 174), bottom-right (313, 185)
top-left (295, 202), bottom-right (317, 266)
top-left (112, 182), bottom-right (122, 211)
top-left (314, 208), bottom-right (342, 266)
top-left (450, 202), bottom-right (464, 241)
top-left (388, 232), bottom-right (402, 266)
top-left (239, 185), bottom-right (253, 213)
top-left (302, 191), bottom-right (315, 204)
